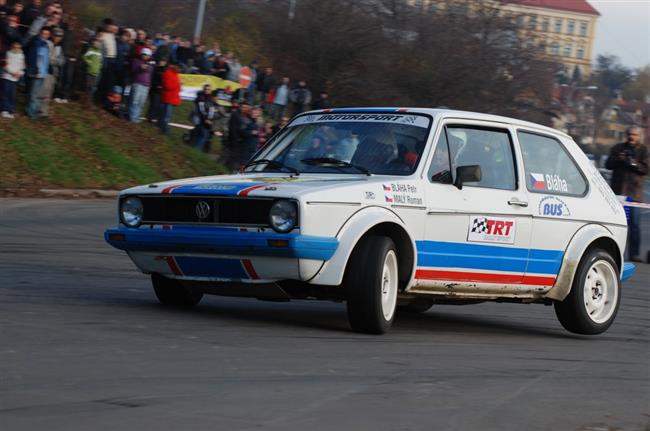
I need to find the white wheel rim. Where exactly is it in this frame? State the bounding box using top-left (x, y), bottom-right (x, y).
top-left (381, 250), bottom-right (398, 321)
top-left (583, 260), bottom-right (618, 324)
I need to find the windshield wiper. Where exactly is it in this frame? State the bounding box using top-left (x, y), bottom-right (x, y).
top-left (301, 158), bottom-right (371, 176)
top-left (243, 159), bottom-right (300, 175)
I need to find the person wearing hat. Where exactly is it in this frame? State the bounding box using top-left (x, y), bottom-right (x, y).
top-left (128, 47), bottom-right (154, 122)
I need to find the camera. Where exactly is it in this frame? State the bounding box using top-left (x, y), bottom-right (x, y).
top-left (623, 148), bottom-right (638, 169)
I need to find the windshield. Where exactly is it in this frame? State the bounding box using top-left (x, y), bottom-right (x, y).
top-left (245, 113), bottom-right (432, 175)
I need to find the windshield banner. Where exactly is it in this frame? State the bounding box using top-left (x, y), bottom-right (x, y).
top-left (289, 113), bottom-right (431, 129)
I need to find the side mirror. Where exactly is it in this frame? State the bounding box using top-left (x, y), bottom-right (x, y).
top-left (454, 165), bottom-right (481, 190)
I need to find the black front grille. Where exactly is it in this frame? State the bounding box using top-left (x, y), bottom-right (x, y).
top-left (135, 195), bottom-right (275, 226)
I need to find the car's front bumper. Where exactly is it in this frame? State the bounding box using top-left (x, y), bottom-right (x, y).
top-left (104, 227), bottom-right (339, 260)
top-left (105, 226), bottom-right (339, 260)
top-left (105, 226), bottom-right (338, 282)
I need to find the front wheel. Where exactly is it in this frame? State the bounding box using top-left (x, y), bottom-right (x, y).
top-left (345, 236), bottom-right (399, 334)
top-left (554, 249), bottom-right (620, 335)
top-left (152, 274), bottom-right (203, 308)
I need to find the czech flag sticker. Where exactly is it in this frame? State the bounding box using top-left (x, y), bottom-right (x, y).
top-left (530, 173), bottom-right (546, 190)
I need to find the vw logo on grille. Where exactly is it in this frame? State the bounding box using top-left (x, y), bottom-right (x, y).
top-left (195, 201), bottom-right (211, 220)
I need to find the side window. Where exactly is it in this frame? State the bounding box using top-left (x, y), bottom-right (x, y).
top-left (447, 126), bottom-right (517, 190)
top-left (428, 129), bottom-right (452, 184)
top-left (518, 131), bottom-right (588, 196)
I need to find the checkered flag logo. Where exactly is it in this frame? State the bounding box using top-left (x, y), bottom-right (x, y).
top-left (471, 217), bottom-right (488, 233)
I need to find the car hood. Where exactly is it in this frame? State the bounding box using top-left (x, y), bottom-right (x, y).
top-left (120, 173), bottom-right (397, 200)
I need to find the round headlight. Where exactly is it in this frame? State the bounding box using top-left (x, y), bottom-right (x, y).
top-left (269, 200), bottom-right (297, 233)
top-left (121, 197), bottom-right (143, 227)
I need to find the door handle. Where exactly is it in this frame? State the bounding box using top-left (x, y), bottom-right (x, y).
top-left (507, 199), bottom-right (528, 207)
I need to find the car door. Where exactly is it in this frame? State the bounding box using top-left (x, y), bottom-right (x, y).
top-left (516, 129), bottom-right (590, 286)
top-left (415, 120), bottom-right (535, 291)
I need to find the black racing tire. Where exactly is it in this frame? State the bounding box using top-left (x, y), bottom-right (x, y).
top-left (398, 299), bottom-right (434, 314)
top-left (345, 235), bottom-right (398, 334)
top-left (152, 274), bottom-right (203, 308)
top-left (554, 249), bottom-right (620, 335)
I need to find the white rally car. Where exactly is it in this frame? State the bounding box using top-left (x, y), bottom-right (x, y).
top-left (105, 108), bottom-right (636, 334)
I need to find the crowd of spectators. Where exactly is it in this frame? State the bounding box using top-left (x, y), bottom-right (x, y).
top-left (0, 1), bottom-right (333, 169)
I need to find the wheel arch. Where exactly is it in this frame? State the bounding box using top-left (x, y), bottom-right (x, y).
top-left (545, 224), bottom-right (623, 301)
top-left (307, 207), bottom-right (417, 288)
top-left (355, 222), bottom-right (416, 291)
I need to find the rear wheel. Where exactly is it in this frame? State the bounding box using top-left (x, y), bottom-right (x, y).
top-left (152, 274), bottom-right (203, 308)
top-left (554, 249), bottom-right (620, 335)
top-left (345, 236), bottom-right (398, 334)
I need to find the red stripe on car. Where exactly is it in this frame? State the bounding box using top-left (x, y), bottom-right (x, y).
top-left (241, 259), bottom-right (259, 279)
top-left (238, 183), bottom-right (272, 196)
top-left (415, 269), bottom-right (555, 286)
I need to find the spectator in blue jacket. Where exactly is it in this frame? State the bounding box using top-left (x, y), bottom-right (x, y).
top-left (25, 26), bottom-right (50, 119)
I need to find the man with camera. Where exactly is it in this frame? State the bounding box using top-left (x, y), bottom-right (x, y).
top-left (606, 126), bottom-right (649, 262)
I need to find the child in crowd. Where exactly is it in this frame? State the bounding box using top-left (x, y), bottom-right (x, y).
top-left (1, 40), bottom-right (25, 119)
top-left (83, 38), bottom-right (102, 101)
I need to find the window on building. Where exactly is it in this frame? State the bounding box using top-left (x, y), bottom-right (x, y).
top-left (567, 20), bottom-right (575, 34)
top-left (576, 45), bottom-right (585, 59)
top-left (430, 126), bottom-right (517, 191)
top-left (528, 15), bottom-right (537, 29)
top-left (554, 19), bottom-right (563, 33)
top-left (518, 131), bottom-right (588, 196)
top-left (580, 21), bottom-right (588, 36)
top-left (541, 18), bottom-right (549, 32)
top-left (515, 14), bottom-right (524, 27)
top-left (563, 43), bottom-right (573, 57)
top-left (550, 42), bottom-right (560, 56)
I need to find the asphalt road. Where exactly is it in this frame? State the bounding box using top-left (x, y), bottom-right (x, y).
top-left (1, 199), bottom-right (648, 431)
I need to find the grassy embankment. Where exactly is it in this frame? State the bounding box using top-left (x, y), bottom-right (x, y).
top-left (0, 100), bottom-right (224, 191)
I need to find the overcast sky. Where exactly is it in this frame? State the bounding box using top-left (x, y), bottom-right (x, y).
top-left (591, 0), bottom-right (650, 69)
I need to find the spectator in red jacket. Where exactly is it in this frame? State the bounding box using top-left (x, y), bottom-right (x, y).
top-left (159, 62), bottom-right (181, 134)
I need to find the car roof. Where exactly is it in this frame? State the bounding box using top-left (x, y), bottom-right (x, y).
top-left (303, 107), bottom-right (570, 140)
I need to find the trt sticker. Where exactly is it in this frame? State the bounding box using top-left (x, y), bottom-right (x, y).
top-left (468, 215), bottom-right (516, 244)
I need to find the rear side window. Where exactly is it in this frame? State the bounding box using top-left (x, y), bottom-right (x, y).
top-left (518, 131), bottom-right (587, 196)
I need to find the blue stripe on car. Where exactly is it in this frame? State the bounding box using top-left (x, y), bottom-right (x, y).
top-left (168, 182), bottom-right (265, 195)
top-left (105, 227), bottom-right (338, 261)
top-left (323, 108), bottom-right (404, 113)
top-left (415, 241), bottom-right (564, 275)
top-left (622, 262), bottom-right (635, 282)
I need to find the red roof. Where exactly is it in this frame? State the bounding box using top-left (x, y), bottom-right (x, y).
top-left (502, 0), bottom-right (600, 16)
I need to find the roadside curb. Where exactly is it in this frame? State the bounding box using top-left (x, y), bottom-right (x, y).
top-left (0, 188), bottom-right (120, 199)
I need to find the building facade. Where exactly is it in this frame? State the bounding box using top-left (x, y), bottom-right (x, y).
top-left (408, 0), bottom-right (599, 77)
top-left (500, 0), bottom-right (599, 78)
